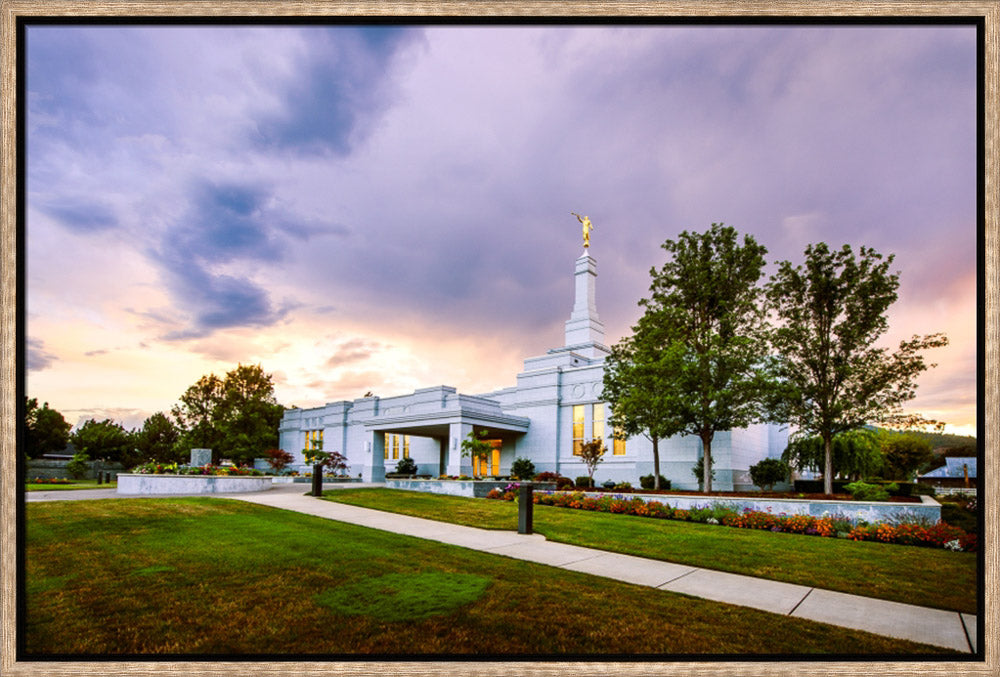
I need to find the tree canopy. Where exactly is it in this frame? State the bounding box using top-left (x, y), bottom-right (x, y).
top-left (171, 364), bottom-right (285, 465)
top-left (24, 398), bottom-right (72, 458)
top-left (134, 412), bottom-right (181, 463)
top-left (605, 224), bottom-right (771, 491)
top-left (70, 418), bottom-right (136, 467)
top-left (765, 243), bottom-right (947, 494)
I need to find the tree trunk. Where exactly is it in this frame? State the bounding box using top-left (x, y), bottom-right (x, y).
top-left (823, 432), bottom-right (833, 495)
top-left (652, 436), bottom-right (661, 490)
top-left (702, 434), bottom-right (713, 493)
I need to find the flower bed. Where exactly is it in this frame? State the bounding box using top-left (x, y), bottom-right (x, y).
top-left (27, 477), bottom-right (74, 485)
top-left (130, 462), bottom-right (266, 476)
top-left (485, 490), bottom-right (976, 552)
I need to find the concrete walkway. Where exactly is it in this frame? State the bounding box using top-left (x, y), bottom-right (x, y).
top-left (27, 483), bottom-right (978, 653)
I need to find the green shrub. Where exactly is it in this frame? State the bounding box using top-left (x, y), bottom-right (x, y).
top-left (575, 476), bottom-right (594, 489)
top-left (65, 452), bottom-right (90, 480)
top-left (510, 457), bottom-right (535, 480)
top-left (843, 481), bottom-right (892, 502)
top-left (394, 457), bottom-right (418, 475)
top-left (612, 482), bottom-right (633, 492)
top-left (555, 476), bottom-right (574, 490)
top-left (748, 458), bottom-right (789, 491)
top-left (911, 482), bottom-right (937, 497)
top-left (941, 503), bottom-right (977, 534)
top-left (639, 474), bottom-right (670, 490)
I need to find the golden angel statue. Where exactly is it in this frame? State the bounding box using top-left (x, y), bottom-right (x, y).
top-left (571, 212), bottom-right (594, 249)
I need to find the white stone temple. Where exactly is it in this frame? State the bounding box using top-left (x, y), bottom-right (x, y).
top-left (278, 244), bottom-right (788, 490)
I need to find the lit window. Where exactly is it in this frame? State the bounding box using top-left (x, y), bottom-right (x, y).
top-left (572, 405), bottom-right (584, 455)
top-left (404, 435), bottom-right (411, 458)
top-left (592, 403), bottom-right (605, 443)
top-left (384, 432), bottom-right (391, 460)
top-left (392, 434), bottom-right (400, 460)
top-left (613, 426), bottom-right (626, 456)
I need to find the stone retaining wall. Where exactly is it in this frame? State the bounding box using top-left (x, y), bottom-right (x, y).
top-left (385, 478), bottom-right (556, 498)
top-left (562, 490), bottom-right (942, 524)
top-left (116, 474), bottom-right (273, 495)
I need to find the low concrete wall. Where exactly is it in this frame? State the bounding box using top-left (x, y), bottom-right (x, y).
top-left (385, 479), bottom-right (556, 498)
top-left (117, 474), bottom-right (273, 495)
top-left (559, 490), bottom-right (941, 524)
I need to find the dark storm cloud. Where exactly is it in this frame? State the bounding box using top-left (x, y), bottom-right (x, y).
top-left (253, 26), bottom-right (419, 155)
top-left (38, 198), bottom-right (119, 233)
top-left (26, 338), bottom-right (58, 371)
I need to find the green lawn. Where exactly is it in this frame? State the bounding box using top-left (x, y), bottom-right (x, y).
top-left (25, 498), bottom-right (954, 656)
top-left (321, 488), bottom-right (978, 614)
top-left (25, 480), bottom-right (117, 491)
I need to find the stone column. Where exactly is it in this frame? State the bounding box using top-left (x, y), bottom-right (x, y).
top-left (362, 432), bottom-right (385, 482)
top-left (446, 422), bottom-right (474, 476)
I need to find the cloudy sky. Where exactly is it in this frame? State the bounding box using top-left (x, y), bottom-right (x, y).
top-left (24, 23), bottom-right (978, 435)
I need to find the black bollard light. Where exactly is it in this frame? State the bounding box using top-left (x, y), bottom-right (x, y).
top-left (105, 471), bottom-right (112, 484)
top-left (311, 464), bottom-right (323, 497)
top-left (518, 482), bottom-right (534, 534)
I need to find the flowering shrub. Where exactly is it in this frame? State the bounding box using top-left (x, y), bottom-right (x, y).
top-left (501, 489), bottom-right (977, 552)
top-left (130, 462), bottom-right (264, 476)
top-left (27, 477), bottom-right (73, 484)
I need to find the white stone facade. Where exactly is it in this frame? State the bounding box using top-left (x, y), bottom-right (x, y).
top-left (279, 251), bottom-right (788, 490)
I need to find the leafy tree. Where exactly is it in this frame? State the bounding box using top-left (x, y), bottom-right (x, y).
top-left (265, 448), bottom-right (294, 474)
top-left (24, 398), bottom-right (72, 458)
top-left (578, 439), bottom-right (606, 484)
top-left (782, 428), bottom-right (884, 481)
top-left (610, 224), bottom-right (771, 492)
top-left (70, 419), bottom-right (136, 467)
top-left (603, 312), bottom-right (675, 489)
top-left (134, 412), bottom-right (181, 463)
top-left (748, 458), bottom-right (789, 492)
top-left (172, 364), bottom-right (285, 465)
top-left (305, 449), bottom-right (350, 476)
top-left (881, 433), bottom-right (935, 481)
top-left (765, 243), bottom-right (947, 494)
top-left (460, 429), bottom-right (493, 479)
top-left (171, 373), bottom-right (225, 456)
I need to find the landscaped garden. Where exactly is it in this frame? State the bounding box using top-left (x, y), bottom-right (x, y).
top-left (24, 497), bottom-right (957, 655)
top-left (24, 478), bottom-right (117, 491)
top-left (320, 488), bottom-right (977, 614)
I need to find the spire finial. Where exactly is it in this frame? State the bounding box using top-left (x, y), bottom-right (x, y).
top-left (571, 212), bottom-right (594, 250)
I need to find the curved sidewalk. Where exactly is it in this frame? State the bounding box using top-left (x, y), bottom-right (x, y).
top-left (26, 483), bottom-right (978, 653)
top-left (230, 484), bottom-right (977, 654)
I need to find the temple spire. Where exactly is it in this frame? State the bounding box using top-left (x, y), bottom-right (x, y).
top-left (563, 249), bottom-right (607, 357)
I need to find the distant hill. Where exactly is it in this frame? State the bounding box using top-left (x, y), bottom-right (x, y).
top-left (876, 429), bottom-right (977, 474)
top-left (876, 428), bottom-right (977, 451)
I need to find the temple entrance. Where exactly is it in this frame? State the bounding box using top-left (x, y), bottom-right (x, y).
top-left (474, 439), bottom-right (503, 477)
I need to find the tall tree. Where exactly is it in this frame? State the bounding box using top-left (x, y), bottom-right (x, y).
top-left (171, 364), bottom-right (284, 465)
top-left (765, 243), bottom-right (947, 494)
top-left (70, 418), bottom-right (136, 467)
top-left (631, 224), bottom-right (771, 492)
top-left (24, 398), bottom-right (72, 458)
top-left (603, 311), bottom-right (676, 489)
top-left (134, 412), bottom-right (181, 463)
